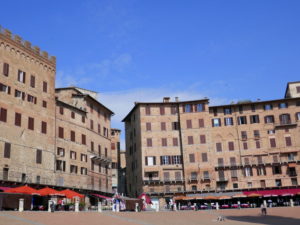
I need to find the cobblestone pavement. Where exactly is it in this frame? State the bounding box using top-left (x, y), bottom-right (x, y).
top-left (0, 207), bottom-right (300, 225)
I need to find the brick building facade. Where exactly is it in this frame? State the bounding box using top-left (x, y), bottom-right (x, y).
top-left (123, 83), bottom-right (300, 203)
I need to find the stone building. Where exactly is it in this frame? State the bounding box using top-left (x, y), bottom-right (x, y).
top-left (0, 26), bottom-right (115, 195)
top-left (123, 83), bottom-right (300, 205)
top-left (0, 26), bottom-right (56, 185)
top-left (110, 128), bottom-right (121, 192)
top-left (55, 87), bottom-right (114, 192)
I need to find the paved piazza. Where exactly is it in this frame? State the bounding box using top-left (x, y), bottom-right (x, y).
top-left (0, 207), bottom-right (300, 225)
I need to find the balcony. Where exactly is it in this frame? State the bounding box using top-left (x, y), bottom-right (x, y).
top-left (216, 176), bottom-right (228, 182)
top-left (274, 120), bottom-right (297, 128)
top-left (201, 176), bottom-right (211, 181)
top-left (189, 176), bottom-right (198, 182)
top-left (163, 178), bottom-right (184, 183)
top-left (143, 177), bottom-right (161, 185)
top-left (89, 152), bottom-right (112, 164)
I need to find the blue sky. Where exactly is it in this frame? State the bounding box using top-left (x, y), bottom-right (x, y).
top-left (1, 0), bottom-right (300, 146)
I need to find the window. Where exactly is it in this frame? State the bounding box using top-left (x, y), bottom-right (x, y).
top-left (190, 172), bottom-right (197, 180)
top-left (42, 101), bottom-right (47, 108)
top-left (216, 143), bottom-right (222, 152)
top-left (264, 115), bottom-right (274, 123)
top-left (145, 106), bottom-right (151, 115)
top-left (244, 167), bottom-right (253, 177)
top-left (256, 141), bottom-right (261, 149)
top-left (70, 130), bottom-right (75, 142)
top-left (268, 129), bottom-right (275, 134)
top-left (189, 154), bottom-right (195, 163)
top-left (28, 117), bottom-right (34, 130)
top-left (257, 166), bottom-right (266, 176)
top-left (238, 105), bottom-right (243, 113)
top-left (175, 172), bottom-right (182, 181)
top-left (36, 176), bottom-right (41, 184)
top-left (90, 120), bottom-right (94, 130)
top-left (213, 108), bottom-right (218, 116)
top-left (27, 94), bottom-right (37, 104)
top-left (264, 104), bottom-right (273, 110)
top-left (57, 147), bottom-right (65, 156)
top-left (288, 153), bottom-right (295, 161)
top-left (70, 151), bottom-right (77, 160)
top-left (233, 183), bottom-right (238, 189)
top-left (58, 127), bottom-right (64, 138)
top-left (82, 116), bottom-right (85, 123)
top-left (250, 115), bottom-right (260, 124)
top-left (273, 165), bottom-right (282, 174)
top-left (160, 106), bottom-right (165, 115)
top-left (161, 122), bottom-right (166, 131)
top-left (173, 137), bottom-right (178, 146)
top-left (184, 104), bottom-right (192, 112)
top-left (147, 138), bottom-right (152, 147)
top-left (30, 75), bottom-right (35, 88)
top-left (275, 179), bottom-right (282, 187)
top-left (224, 117), bottom-right (233, 126)
top-left (171, 106), bottom-right (177, 114)
top-left (224, 107), bottom-right (232, 115)
top-left (111, 143), bottom-right (116, 150)
top-left (270, 138), bottom-right (276, 148)
top-left (279, 114), bottom-right (291, 125)
top-left (43, 81), bottom-right (47, 93)
top-left (297, 86), bottom-right (300, 93)
top-left (3, 63), bottom-right (9, 76)
top-left (81, 167), bottom-right (87, 175)
top-left (145, 156), bottom-right (156, 166)
top-left (0, 83), bottom-right (11, 94)
top-left (91, 141), bottom-right (94, 151)
top-left (251, 104), bottom-right (256, 112)
top-left (41, 121), bottom-right (47, 134)
top-left (0, 108), bottom-right (7, 122)
top-left (98, 145), bottom-right (101, 155)
top-left (162, 138), bottom-right (167, 146)
top-left (244, 157), bottom-right (250, 165)
top-left (56, 160), bottom-right (66, 171)
top-left (146, 122), bottom-right (151, 131)
top-left (3, 168), bottom-right (9, 180)
top-left (296, 112), bottom-right (300, 121)
top-left (21, 174), bottom-right (26, 183)
top-left (218, 158), bottom-right (224, 167)
top-left (200, 135), bottom-right (206, 144)
top-left (260, 180), bottom-right (266, 188)
top-left (291, 178), bottom-right (298, 186)
top-left (257, 156), bottom-right (263, 164)
top-left (188, 136), bottom-right (194, 145)
top-left (15, 113), bottom-right (21, 127)
top-left (81, 154), bottom-right (87, 162)
top-left (202, 153), bottom-right (208, 162)
top-left (172, 155), bottom-right (181, 164)
top-left (17, 70), bottom-right (26, 83)
top-left (241, 131), bottom-right (247, 139)
top-left (212, 118), bottom-right (221, 127)
top-left (71, 112), bottom-right (75, 119)
top-left (196, 103), bottom-right (205, 112)
top-left (98, 124), bottom-right (101, 134)
top-left (254, 130), bottom-right (260, 138)
top-left (285, 136), bottom-right (292, 146)
top-left (203, 171), bottom-right (210, 179)
top-left (198, 119), bottom-right (204, 128)
top-left (237, 116), bottom-right (247, 125)
top-left (161, 156), bottom-right (169, 165)
top-left (243, 142), bottom-right (248, 150)
top-left (230, 157), bottom-right (236, 166)
top-left (4, 142), bottom-right (11, 158)
top-left (59, 106), bottom-right (64, 115)
top-left (228, 141), bottom-right (234, 151)
top-left (36, 149), bottom-right (42, 164)
top-left (186, 120), bottom-right (192, 129)
top-left (70, 165), bottom-right (78, 174)
top-left (172, 122), bottom-right (179, 130)
top-left (278, 102), bottom-right (288, 109)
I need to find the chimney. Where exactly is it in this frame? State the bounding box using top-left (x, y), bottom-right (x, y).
top-left (163, 97), bottom-right (170, 103)
top-left (175, 97), bottom-right (179, 102)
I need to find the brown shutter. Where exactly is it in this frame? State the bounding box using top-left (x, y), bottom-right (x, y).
top-left (202, 153), bottom-right (208, 162)
top-left (285, 136), bottom-right (292, 146)
top-left (270, 138), bottom-right (276, 148)
top-left (22, 92), bottom-right (25, 100)
top-left (15, 112), bottom-right (21, 126)
top-left (228, 141), bottom-right (234, 151)
top-left (0, 108), bottom-right (7, 122)
top-left (189, 154), bottom-right (195, 163)
top-left (8, 86), bottom-right (11, 94)
top-left (216, 143), bottom-right (222, 152)
top-left (36, 149), bottom-right (42, 164)
top-left (4, 142), bottom-right (11, 158)
top-left (199, 119), bottom-right (204, 128)
top-left (187, 120), bottom-right (192, 129)
top-left (200, 135), bottom-right (206, 144)
top-left (153, 156), bottom-right (156, 165)
top-left (256, 141), bottom-right (261, 149)
top-left (28, 117), bottom-right (34, 130)
top-left (3, 63), bottom-right (9, 76)
top-left (243, 142), bottom-right (248, 150)
top-left (145, 157), bottom-right (148, 166)
top-left (182, 105), bottom-right (185, 112)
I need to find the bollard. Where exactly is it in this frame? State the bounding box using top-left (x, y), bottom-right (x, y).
top-left (75, 200), bottom-right (79, 212)
top-left (135, 203), bottom-right (138, 212)
top-left (156, 203), bottom-right (159, 212)
top-left (290, 199), bottom-right (294, 207)
top-left (216, 202), bottom-right (219, 211)
top-left (48, 200), bottom-right (52, 212)
top-left (98, 202), bottom-right (102, 212)
top-left (116, 202), bottom-right (120, 212)
top-left (19, 199), bottom-right (24, 212)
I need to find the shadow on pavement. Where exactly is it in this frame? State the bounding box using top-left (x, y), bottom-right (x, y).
top-left (226, 215), bottom-right (300, 225)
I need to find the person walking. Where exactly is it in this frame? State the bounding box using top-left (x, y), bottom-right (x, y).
top-left (260, 204), bottom-right (267, 216)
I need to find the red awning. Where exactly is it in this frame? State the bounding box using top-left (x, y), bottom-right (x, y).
top-left (0, 186), bottom-right (11, 192)
top-left (59, 189), bottom-right (84, 199)
top-left (92, 194), bottom-right (112, 200)
top-left (36, 187), bottom-right (65, 196)
top-left (5, 185), bottom-right (39, 195)
top-left (243, 188), bottom-right (300, 197)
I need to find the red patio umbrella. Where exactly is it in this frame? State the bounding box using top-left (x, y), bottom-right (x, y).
top-left (59, 189), bottom-right (84, 199)
top-left (5, 185), bottom-right (39, 195)
top-left (36, 187), bottom-right (65, 196)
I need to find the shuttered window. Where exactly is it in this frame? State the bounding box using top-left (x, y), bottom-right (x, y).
top-left (188, 136), bottom-right (194, 145)
top-left (270, 138), bottom-right (276, 148)
top-left (173, 138), bottom-right (178, 146)
top-left (15, 112), bottom-right (21, 126)
top-left (30, 75), bottom-right (35, 88)
top-left (70, 131), bottom-right (75, 142)
top-left (216, 143), bottom-right (222, 152)
top-left (28, 117), bottom-right (34, 130)
top-left (43, 81), bottom-right (47, 93)
top-left (42, 101), bottom-right (47, 108)
top-left (82, 134), bottom-right (86, 145)
top-left (189, 154), bottom-right (195, 163)
top-left (58, 127), bottom-right (64, 138)
top-left (200, 135), bottom-right (206, 144)
top-left (4, 142), bottom-right (11, 158)
top-left (198, 119), bottom-right (204, 128)
top-left (162, 138), bottom-right (167, 146)
top-left (0, 108), bottom-right (7, 122)
top-left (146, 122), bottom-right (151, 131)
top-left (3, 63), bottom-right (9, 76)
top-left (161, 122), bottom-right (166, 131)
top-left (36, 149), bottom-right (42, 164)
top-left (145, 106), bottom-right (151, 115)
top-left (41, 121), bottom-right (47, 134)
top-left (285, 136), bottom-right (292, 146)
top-left (230, 157), bottom-right (236, 166)
top-left (186, 120), bottom-right (192, 129)
top-left (160, 106), bottom-right (165, 115)
top-left (59, 107), bottom-right (64, 115)
top-left (243, 142), bottom-right (248, 150)
top-left (202, 153), bottom-right (208, 162)
top-left (147, 138), bottom-right (152, 147)
top-left (256, 141), bottom-right (261, 149)
top-left (228, 141), bottom-right (234, 151)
